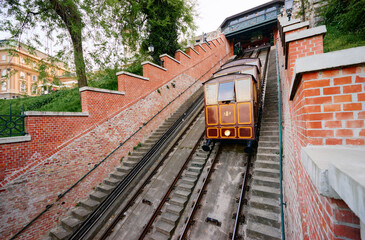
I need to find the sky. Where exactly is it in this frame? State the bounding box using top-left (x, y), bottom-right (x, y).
top-left (195, 0), bottom-right (272, 34)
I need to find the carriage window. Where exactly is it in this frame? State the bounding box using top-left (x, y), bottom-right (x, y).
top-left (218, 81), bottom-right (235, 102)
top-left (236, 79), bottom-right (251, 102)
top-left (205, 83), bottom-right (218, 105)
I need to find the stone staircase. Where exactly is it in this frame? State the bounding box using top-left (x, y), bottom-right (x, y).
top-left (49, 88), bottom-right (204, 240)
top-left (149, 148), bottom-right (210, 240)
top-left (246, 47), bottom-right (282, 240)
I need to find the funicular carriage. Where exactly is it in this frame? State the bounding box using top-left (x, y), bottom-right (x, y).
top-left (203, 57), bottom-right (262, 153)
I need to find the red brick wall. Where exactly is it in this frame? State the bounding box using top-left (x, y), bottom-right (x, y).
top-left (0, 35), bottom-right (232, 239)
top-left (276, 25), bottom-right (362, 240)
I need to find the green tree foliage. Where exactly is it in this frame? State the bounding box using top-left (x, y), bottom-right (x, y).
top-left (140, 0), bottom-right (196, 62)
top-left (321, 0), bottom-right (365, 37)
top-left (0, 0), bottom-right (88, 88)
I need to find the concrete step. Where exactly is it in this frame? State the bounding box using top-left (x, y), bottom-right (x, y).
top-left (196, 151), bottom-right (209, 158)
top-left (126, 155), bottom-right (141, 162)
top-left (123, 160), bottom-right (138, 168)
top-left (176, 183), bottom-right (194, 191)
top-left (259, 136), bottom-right (279, 142)
top-left (131, 149), bottom-right (148, 157)
top-left (188, 166), bottom-right (202, 173)
top-left (250, 196), bottom-right (280, 214)
top-left (262, 117), bottom-right (279, 122)
top-left (181, 176), bottom-right (197, 185)
top-left (118, 166), bottom-right (133, 174)
top-left (174, 190), bottom-right (190, 198)
top-left (50, 226), bottom-right (71, 240)
top-left (253, 175), bottom-right (280, 188)
top-left (166, 204), bottom-right (184, 215)
top-left (247, 221), bottom-right (281, 240)
top-left (191, 159), bottom-right (205, 168)
top-left (169, 196), bottom-right (187, 207)
top-left (79, 199), bottom-right (100, 211)
top-left (160, 212), bottom-right (179, 225)
top-left (150, 231), bottom-right (169, 240)
top-left (260, 130), bottom-right (279, 136)
top-left (61, 216), bottom-right (82, 232)
top-left (254, 167), bottom-right (280, 178)
top-left (256, 153), bottom-right (279, 161)
top-left (255, 160), bottom-right (280, 171)
top-left (251, 185), bottom-right (280, 199)
top-left (260, 125), bottom-right (279, 131)
top-left (90, 191), bottom-right (108, 202)
top-left (156, 221), bottom-right (174, 236)
top-left (258, 141), bottom-right (279, 148)
top-left (97, 184), bottom-right (114, 194)
top-left (185, 170), bottom-right (199, 178)
top-left (104, 177), bottom-right (120, 186)
top-left (248, 207), bottom-right (281, 228)
top-left (111, 170), bottom-right (126, 179)
top-left (257, 147), bottom-right (280, 155)
top-left (72, 207), bottom-right (92, 221)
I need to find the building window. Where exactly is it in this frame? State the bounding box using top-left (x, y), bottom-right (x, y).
top-left (1, 55), bottom-right (6, 61)
top-left (20, 57), bottom-right (25, 64)
top-left (20, 81), bottom-right (26, 92)
top-left (1, 81), bottom-right (6, 90)
top-left (1, 69), bottom-right (6, 77)
top-left (32, 85), bottom-right (37, 94)
top-left (20, 71), bottom-right (25, 79)
top-left (32, 75), bottom-right (37, 81)
top-left (33, 62), bottom-right (37, 68)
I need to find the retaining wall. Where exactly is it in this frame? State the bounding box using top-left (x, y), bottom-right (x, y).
top-left (276, 17), bottom-right (363, 240)
top-left (0, 35), bottom-right (232, 239)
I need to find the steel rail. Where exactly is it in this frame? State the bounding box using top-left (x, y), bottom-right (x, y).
top-left (138, 131), bottom-right (207, 240)
top-left (178, 142), bottom-right (219, 240)
top-left (231, 153), bottom-right (252, 240)
top-left (100, 107), bottom-right (204, 240)
top-left (69, 95), bottom-right (204, 240)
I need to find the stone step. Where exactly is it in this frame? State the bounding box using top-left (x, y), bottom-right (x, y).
top-left (123, 160), bottom-right (138, 168)
top-left (258, 141), bottom-right (279, 148)
top-left (160, 212), bottom-right (179, 225)
top-left (61, 216), bottom-right (82, 232)
top-left (97, 184), bottom-right (114, 194)
top-left (256, 153), bottom-right (279, 161)
top-left (260, 125), bottom-right (279, 131)
top-left (250, 196), bottom-right (280, 213)
top-left (111, 170), bottom-right (126, 179)
top-left (166, 204), bottom-right (184, 215)
top-left (260, 130), bottom-right (279, 136)
top-left (253, 175), bottom-right (280, 188)
top-left (255, 160), bottom-right (280, 171)
top-left (191, 160), bottom-right (205, 168)
top-left (174, 190), bottom-right (190, 198)
top-left (156, 221), bottom-right (174, 236)
top-left (176, 183), bottom-right (194, 191)
top-left (247, 221), bottom-right (281, 240)
top-left (185, 170), bottom-right (199, 178)
top-left (79, 199), bottom-right (100, 211)
top-left (262, 117), bottom-right (279, 122)
top-left (131, 149), bottom-right (148, 157)
top-left (72, 207), bottom-right (92, 221)
top-left (50, 226), bottom-right (71, 240)
top-left (196, 151), bottom-right (209, 158)
top-left (257, 147), bottom-right (280, 155)
top-left (248, 207), bottom-right (281, 228)
top-left (90, 191), bottom-right (108, 202)
top-left (150, 231), bottom-right (170, 240)
top-left (117, 166), bottom-right (133, 174)
top-left (104, 177), bottom-right (120, 186)
top-left (181, 176), bottom-right (197, 185)
top-left (169, 196), bottom-right (187, 207)
top-left (254, 167), bottom-right (280, 178)
top-left (259, 136), bottom-right (279, 142)
top-left (126, 155), bottom-right (141, 162)
top-left (251, 185), bottom-right (280, 199)
top-left (188, 166), bottom-right (202, 173)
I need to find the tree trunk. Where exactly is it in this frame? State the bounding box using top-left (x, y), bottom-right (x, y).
top-left (49, 0), bottom-right (88, 88)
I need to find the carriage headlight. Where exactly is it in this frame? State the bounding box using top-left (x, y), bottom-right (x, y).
top-left (224, 130), bottom-right (231, 136)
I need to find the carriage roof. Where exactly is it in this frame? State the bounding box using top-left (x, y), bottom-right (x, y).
top-left (203, 73), bottom-right (255, 85)
top-left (221, 58), bottom-right (262, 70)
top-left (213, 64), bottom-right (259, 81)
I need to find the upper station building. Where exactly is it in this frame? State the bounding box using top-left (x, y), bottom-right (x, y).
top-left (0, 39), bottom-right (76, 99)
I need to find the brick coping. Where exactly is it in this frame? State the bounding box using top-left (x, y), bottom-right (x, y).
top-left (0, 134), bottom-right (31, 144)
top-left (286, 25), bottom-right (327, 43)
top-left (175, 49), bottom-right (191, 59)
top-left (301, 146), bottom-right (365, 223)
top-left (159, 54), bottom-right (181, 64)
top-left (24, 111), bottom-right (90, 116)
top-left (79, 86), bottom-right (125, 95)
top-left (283, 21), bottom-right (309, 33)
top-left (290, 45), bottom-right (365, 99)
top-left (116, 71), bottom-right (149, 81)
top-left (141, 61), bottom-right (167, 71)
top-left (278, 17), bottom-right (301, 27)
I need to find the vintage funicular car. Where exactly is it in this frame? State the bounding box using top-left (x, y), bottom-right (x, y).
top-left (203, 59), bottom-right (262, 152)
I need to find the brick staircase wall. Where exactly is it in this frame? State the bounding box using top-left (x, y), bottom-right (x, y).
top-left (0, 35), bottom-right (232, 240)
top-left (276, 19), bottom-right (363, 240)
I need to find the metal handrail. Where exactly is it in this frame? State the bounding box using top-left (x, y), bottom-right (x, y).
top-left (0, 103), bottom-right (26, 138)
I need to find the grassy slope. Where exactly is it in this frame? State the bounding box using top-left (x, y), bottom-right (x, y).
top-left (323, 25), bottom-right (365, 52)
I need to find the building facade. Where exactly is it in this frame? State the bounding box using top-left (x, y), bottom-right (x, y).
top-left (0, 40), bottom-right (76, 99)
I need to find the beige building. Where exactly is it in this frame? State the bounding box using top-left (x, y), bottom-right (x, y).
top-left (0, 40), bottom-right (76, 99)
